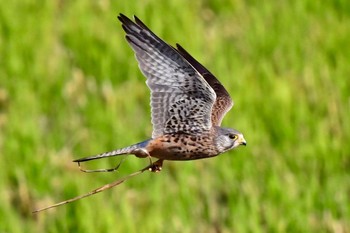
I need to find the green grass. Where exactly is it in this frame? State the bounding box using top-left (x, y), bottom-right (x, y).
top-left (1, 0), bottom-right (349, 232)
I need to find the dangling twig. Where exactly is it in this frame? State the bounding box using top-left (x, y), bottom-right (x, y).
top-left (32, 163), bottom-right (154, 214)
top-left (77, 156), bottom-right (127, 173)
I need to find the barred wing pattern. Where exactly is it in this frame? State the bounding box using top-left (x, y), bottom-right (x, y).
top-left (118, 14), bottom-right (216, 138)
top-left (176, 44), bottom-right (233, 126)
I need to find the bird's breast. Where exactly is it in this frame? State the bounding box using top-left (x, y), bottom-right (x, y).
top-left (146, 133), bottom-right (219, 161)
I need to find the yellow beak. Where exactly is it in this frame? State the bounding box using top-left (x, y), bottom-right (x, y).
top-left (239, 136), bottom-right (247, 146)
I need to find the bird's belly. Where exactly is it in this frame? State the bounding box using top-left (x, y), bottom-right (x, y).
top-left (147, 134), bottom-right (218, 161)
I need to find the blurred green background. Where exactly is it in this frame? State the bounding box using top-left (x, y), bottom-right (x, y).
top-left (0, 0), bottom-right (349, 232)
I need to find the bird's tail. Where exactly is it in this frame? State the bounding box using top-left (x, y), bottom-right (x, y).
top-left (73, 139), bottom-right (151, 163)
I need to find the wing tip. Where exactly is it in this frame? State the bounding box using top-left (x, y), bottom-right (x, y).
top-left (118, 13), bottom-right (134, 25)
top-left (118, 13), bottom-right (148, 29)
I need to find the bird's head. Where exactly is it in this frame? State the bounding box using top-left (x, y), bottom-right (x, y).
top-left (214, 127), bottom-right (246, 153)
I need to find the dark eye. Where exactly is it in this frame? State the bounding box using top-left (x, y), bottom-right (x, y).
top-left (229, 134), bottom-right (238, 140)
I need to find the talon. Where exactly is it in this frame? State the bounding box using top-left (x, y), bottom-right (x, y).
top-left (149, 159), bottom-right (163, 173)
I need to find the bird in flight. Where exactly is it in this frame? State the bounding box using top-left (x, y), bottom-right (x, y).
top-left (33, 13), bottom-right (246, 213)
top-left (74, 13), bottom-right (246, 170)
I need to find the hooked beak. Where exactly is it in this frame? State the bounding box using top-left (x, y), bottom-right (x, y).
top-left (239, 136), bottom-right (247, 146)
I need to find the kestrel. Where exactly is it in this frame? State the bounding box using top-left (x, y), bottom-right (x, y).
top-left (33, 14), bottom-right (247, 213)
top-left (74, 14), bottom-right (246, 171)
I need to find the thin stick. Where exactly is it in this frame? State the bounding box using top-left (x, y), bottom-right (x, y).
top-left (78, 156), bottom-right (127, 173)
top-left (33, 163), bottom-right (153, 214)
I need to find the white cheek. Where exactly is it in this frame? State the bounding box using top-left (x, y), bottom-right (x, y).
top-left (216, 136), bottom-right (233, 151)
top-left (223, 138), bottom-right (233, 148)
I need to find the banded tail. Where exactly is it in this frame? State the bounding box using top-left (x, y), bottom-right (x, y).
top-left (73, 140), bottom-right (151, 163)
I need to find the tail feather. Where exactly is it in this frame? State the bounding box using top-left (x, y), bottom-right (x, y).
top-left (73, 140), bottom-right (150, 163)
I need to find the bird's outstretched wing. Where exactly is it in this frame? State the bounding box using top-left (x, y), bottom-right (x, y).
top-left (176, 44), bottom-right (233, 126)
top-left (118, 14), bottom-right (216, 138)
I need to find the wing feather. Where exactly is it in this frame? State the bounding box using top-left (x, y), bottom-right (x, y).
top-left (118, 14), bottom-right (216, 138)
top-left (176, 44), bottom-right (233, 126)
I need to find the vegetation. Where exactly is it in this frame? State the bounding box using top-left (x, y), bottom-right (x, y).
top-left (0, 1), bottom-right (349, 232)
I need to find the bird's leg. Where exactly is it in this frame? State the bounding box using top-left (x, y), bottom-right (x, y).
top-left (134, 148), bottom-right (163, 172)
